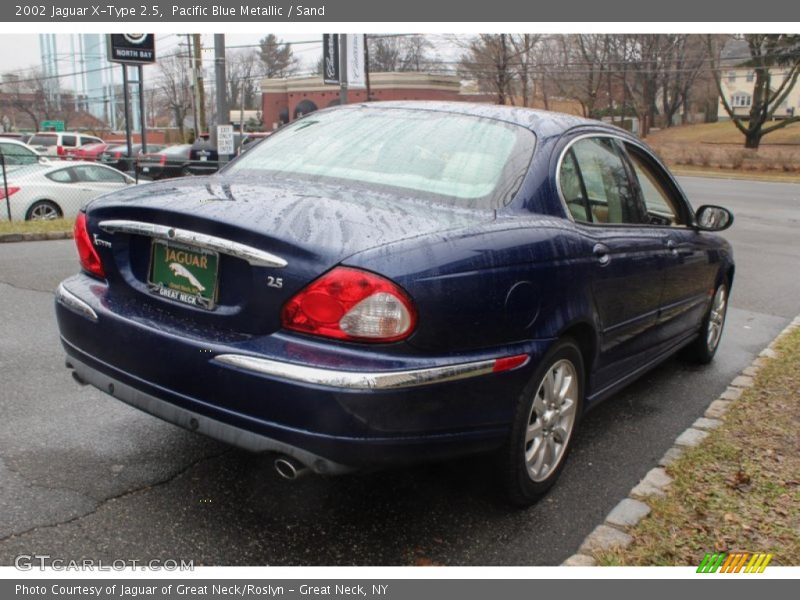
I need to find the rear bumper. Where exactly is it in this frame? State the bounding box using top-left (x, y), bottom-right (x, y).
top-left (56, 274), bottom-right (549, 470)
top-left (66, 353), bottom-right (353, 475)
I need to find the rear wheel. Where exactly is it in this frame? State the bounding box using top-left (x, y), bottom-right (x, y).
top-left (682, 283), bottom-right (728, 364)
top-left (26, 200), bottom-right (62, 221)
top-left (502, 339), bottom-right (584, 507)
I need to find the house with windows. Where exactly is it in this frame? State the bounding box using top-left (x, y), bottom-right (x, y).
top-left (717, 38), bottom-right (799, 119)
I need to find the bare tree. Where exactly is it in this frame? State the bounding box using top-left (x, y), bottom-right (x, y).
top-left (658, 35), bottom-right (707, 127)
top-left (458, 34), bottom-right (515, 105)
top-left (366, 35), bottom-right (435, 72)
top-left (155, 52), bottom-right (193, 141)
top-left (259, 34), bottom-right (300, 78)
top-left (709, 34), bottom-right (800, 149)
top-left (227, 49), bottom-right (261, 112)
top-left (508, 34), bottom-right (542, 107)
top-left (1, 69), bottom-right (77, 129)
top-left (553, 34), bottom-right (612, 118)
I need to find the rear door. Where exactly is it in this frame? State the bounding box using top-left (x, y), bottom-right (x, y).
top-left (560, 136), bottom-right (665, 388)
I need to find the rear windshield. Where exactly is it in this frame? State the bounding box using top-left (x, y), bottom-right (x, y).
top-left (29, 134), bottom-right (58, 146)
top-left (227, 107), bottom-right (536, 208)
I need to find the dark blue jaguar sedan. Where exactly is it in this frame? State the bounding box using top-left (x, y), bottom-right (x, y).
top-left (55, 102), bottom-right (734, 505)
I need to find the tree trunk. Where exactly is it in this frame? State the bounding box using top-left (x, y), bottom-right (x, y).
top-left (744, 130), bottom-right (762, 149)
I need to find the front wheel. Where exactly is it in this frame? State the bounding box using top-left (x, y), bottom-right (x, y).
top-left (502, 339), bottom-right (584, 507)
top-left (682, 283), bottom-right (728, 364)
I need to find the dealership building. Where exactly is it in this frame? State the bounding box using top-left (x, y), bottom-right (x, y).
top-left (260, 72), bottom-right (491, 129)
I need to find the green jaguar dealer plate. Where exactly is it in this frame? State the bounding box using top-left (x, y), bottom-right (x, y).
top-left (148, 240), bottom-right (219, 309)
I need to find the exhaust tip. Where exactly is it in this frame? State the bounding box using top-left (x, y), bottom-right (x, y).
top-left (274, 456), bottom-right (308, 481)
top-left (71, 371), bottom-right (88, 386)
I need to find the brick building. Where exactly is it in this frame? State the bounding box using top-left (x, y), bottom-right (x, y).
top-left (261, 72), bottom-right (491, 130)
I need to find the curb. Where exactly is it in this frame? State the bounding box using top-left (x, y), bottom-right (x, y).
top-left (562, 314), bottom-right (800, 566)
top-left (0, 231), bottom-right (72, 243)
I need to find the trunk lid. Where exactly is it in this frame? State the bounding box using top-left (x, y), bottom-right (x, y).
top-left (85, 175), bottom-right (492, 336)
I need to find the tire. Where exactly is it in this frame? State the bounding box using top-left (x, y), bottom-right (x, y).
top-left (502, 339), bottom-right (585, 507)
top-left (25, 200), bottom-right (62, 221)
top-left (682, 282), bottom-right (729, 364)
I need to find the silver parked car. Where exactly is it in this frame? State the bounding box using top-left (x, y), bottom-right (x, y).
top-left (0, 161), bottom-right (135, 221)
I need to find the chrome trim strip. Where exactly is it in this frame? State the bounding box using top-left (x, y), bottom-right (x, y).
top-left (56, 283), bottom-right (98, 322)
top-left (98, 220), bottom-right (287, 268)
top-left (214, 354), bottom-right (503, 391)
top-left (65, 353), bottom-right (352, 475)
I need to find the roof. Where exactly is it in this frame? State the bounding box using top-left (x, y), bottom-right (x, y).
top-left (720, 38), bottom-right (750, 68)
top-left (344, 100), bottom-right (609, 137)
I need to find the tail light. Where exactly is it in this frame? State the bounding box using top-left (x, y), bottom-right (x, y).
top-left (57, 145), bottom-right (65, 157)
top-left (160, 154), bottom-right (166, 166)
top-left (73, 213), bottom-right (105, 278)
top-left (0, 186), bottom-right (20, 200)
top-left (281, 267), bottom-right (417, 343)
top-left (114, 151), bottom-right (122, 159)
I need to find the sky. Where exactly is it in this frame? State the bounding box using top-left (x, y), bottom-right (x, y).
top-left (0, 33), bottom-right (325, 77)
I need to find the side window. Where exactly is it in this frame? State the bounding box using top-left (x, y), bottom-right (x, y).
top-left (626, 147), bottom-right (685, 227)
top-left (46, 168), bottom-right (73, 183)
top-left (566, 137), bottom-right (644, 225)
top-left (559, 150), bottom-right (591, 222)
top-left (74, 165), bottom-right (126, 183)
top-left (0, 143), bottom-right (37, 165)
top-left (61, 135), bottom-right (77, 147)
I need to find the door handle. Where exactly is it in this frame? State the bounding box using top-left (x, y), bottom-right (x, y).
top-left (593, 243), bottom-right (611, 266)
top-left (666, 239), bottom-right (679, 256)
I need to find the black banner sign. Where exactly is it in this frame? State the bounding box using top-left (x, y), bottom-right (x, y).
top-left (322, 33), bottom-right (340, 85)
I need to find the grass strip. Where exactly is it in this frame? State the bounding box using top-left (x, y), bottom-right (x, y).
top-left (595, 328), bottom-right (800, 566)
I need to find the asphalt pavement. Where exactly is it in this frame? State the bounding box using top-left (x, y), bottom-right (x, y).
top-left (0, 175), bottom-right (797, 566)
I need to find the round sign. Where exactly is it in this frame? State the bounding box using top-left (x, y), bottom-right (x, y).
top-left (123, 34), bottom-right (148, 45)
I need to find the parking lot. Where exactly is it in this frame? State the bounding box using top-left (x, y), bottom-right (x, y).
top-left (0, 175), bottom-right (798, 566)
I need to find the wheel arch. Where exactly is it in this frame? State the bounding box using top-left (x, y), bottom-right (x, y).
top-left (557, 320), bottom-right (597, 390)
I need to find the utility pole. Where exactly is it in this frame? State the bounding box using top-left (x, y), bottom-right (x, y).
top-left (364, 34), bottom-right (371, 101)
top-left (193, 33), bottom-right (207, 134)
top-left (121, 65), bottom-right (133, 160)
top-left (339, 34), bottom-right (348, 105)
top-left (214, 35), bottom-right (227, 128)
top-left (187, 34), bottom-right (198, 140)
top-left (214, 34), bottom-right (228, 165)
top-left (138, 64), bottom-right (147, 153)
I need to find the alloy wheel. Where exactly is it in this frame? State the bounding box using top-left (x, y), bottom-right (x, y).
top-left (524, 359), bottom-right (579, 482)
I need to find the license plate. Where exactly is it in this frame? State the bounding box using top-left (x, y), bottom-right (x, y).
top-left (142, 166), bottom-right (150, 172)
top-left (148, 240), bottom-right (219, 309)
top-left (200, 155), bottom-right (207, 161)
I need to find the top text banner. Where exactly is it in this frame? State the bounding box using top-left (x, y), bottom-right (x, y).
top-left (2, 0), bottom-right (794, 22)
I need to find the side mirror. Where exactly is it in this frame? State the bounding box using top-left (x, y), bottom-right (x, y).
top-left (695, 205), bottom-right (733, 232)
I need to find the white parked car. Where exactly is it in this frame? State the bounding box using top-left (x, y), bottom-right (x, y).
top-left (27, 132), bottom-right (104, 159)
top-left (0, 161), bottom-right (136, 221)
top-left (0, 138), bottom-right (48, 167)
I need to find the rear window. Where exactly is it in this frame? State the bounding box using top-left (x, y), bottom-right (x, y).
top-left (46, 168), bottom-right (73, 183)
top-left (29, 134), bottom-right (57, 146)
top-left (227, 107), bottom-right (536, 209)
